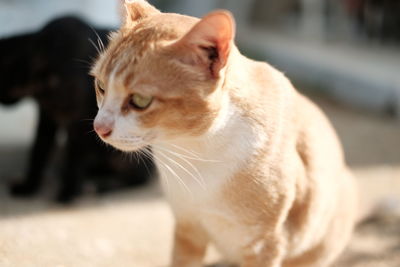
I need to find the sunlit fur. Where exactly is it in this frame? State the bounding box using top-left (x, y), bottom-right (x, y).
top-left (91, 1), bottom-right (358, 266)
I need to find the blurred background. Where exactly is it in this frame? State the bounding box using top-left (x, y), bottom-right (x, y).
top-left (0, 0), bottom-right (399, 267)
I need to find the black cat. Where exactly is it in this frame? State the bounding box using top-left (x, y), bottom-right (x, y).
top-left (0, 16), bottom-right (154, 203)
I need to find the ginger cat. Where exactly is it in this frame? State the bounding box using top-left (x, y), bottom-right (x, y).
top-left (91, 1), bottom-right (358, 266)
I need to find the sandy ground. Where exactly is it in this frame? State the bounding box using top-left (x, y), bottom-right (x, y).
top-left (0, 95), bottom-right (399, 267)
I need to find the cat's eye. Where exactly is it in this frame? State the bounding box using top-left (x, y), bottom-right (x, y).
top-left (129, 94), bottom-right (153, 110)
top-left (96, 80), bottom-right (106, 95)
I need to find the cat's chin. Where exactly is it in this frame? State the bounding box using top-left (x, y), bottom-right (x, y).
top-left (101, 133), bottom-right (156, 152)
top-left (110, 143), bottom-right (148, 153)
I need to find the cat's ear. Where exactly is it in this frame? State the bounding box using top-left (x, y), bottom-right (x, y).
top-left (123, 0), bottom-right (160, 28)
top-left (172, 10), bottom-right (235, 79)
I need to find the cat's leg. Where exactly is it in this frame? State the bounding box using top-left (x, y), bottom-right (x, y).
top-left (281, 243), bottom-right (328, 267)
top-left (282, 175), bottom-right (357, 267)
top-left (241, 234), bottom-right (286, 267)
top-left (10, 108), bottom-right (57, 196)
top-left (171, 221), bottom-right (209, 267)
top-left (56, 126), bottom-right (85, 203)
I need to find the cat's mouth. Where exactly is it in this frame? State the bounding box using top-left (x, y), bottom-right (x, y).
top-left (106, 133), bottom-right (156, 152)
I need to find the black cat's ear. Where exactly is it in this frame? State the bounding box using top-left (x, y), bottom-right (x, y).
top-left (123, 0), bottom-right (160, 29)
top-left (172, 10), bottom-right (235, 79)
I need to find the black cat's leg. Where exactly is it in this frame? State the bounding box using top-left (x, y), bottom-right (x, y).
top-left (56, 126), bottom-right (86, 203)
top-left (10, 108), bottom-right (57, 196)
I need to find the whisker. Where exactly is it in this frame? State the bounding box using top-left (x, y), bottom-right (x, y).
top-left (136, 149), bottom-right (153, 177)
top-left (88, 38), bottom-right (101, 54)
top-left (165, 149), bottom-right (206, 190)
top-left (157, 150), bottom-right (206, 190)
top-left (73, 58), bottom-right (92, 68)
top-left (89, 26), bottom-right (106, 52)
top-left (128, 151), bottom-right (134, 164)
top-left (155, 144), bottom-right (220, 163)
top-left (141, 147), bottom-right (158, 177)
top-left (98, 39), bottom-right (104, 53)
top-left (153, 152), bottom-right (192, 195)
top-left (152, 154), bottom-right (174, 194)
top-left (123, 151), bottom-right (131, 163)
top-left (140, 147), bottom-right (154, 162)
top-left (152, 159), bottom-right (170, 195)
top-left (168, 143), bottom-right (202, 157)
top-left (133, 150), bottom-right (139, 163)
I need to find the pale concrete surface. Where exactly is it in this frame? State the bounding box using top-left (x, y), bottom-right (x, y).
top-left (0, 95), bottom-right (399, 267)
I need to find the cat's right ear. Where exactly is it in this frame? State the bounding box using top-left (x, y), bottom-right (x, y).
top-left (122, 0), bottom-right (160, 29)
top-left (171, 10), bottom-right (235, 79)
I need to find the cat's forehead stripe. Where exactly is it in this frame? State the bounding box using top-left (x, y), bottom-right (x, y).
top-left (99, 23), bottom-right (183, 81)
top-left (100, 40), bottom-right (136, 82)
top-left (108, 61), bottom-right (120, 91)
top-left (103, 40), bottom-right (130, 78)
top-left (123, 71), bottom-right (135, 89)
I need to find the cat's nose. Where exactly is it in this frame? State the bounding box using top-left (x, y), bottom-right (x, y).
top-left (94, 121), bottom-right (113, 139)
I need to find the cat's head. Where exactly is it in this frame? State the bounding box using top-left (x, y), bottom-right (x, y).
top-left (0, 17), bottom-right (98, 107)
top-left (91, 0), bottom-right (235, 152)
top-left (0, 33), bottom-right (35, 105)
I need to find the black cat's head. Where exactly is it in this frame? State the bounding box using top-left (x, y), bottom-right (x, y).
top-left (0, 33), bottom-right (35, 105)
top-left (0, 16), bottom-right (103, 108)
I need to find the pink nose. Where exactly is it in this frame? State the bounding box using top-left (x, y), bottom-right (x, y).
top-left (94, 122), bottom-right (113, 138)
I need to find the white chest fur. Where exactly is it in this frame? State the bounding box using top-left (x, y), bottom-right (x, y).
top-left (152, 102), bottom-right (267, 262)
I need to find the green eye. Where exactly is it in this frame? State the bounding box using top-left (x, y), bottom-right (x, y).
top-left (129, 94), bottom-right (153, 110)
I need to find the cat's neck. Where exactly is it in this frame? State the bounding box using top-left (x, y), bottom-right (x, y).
top-left (153, 96), bottom-right (261, 197)
top-left (153, 91), bottom-right (265, 170)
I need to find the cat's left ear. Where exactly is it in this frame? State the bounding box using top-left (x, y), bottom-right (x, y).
top-left (123, 0), bottom-right (160, 29)
top-left (172, 10), bottom-right (235, 79)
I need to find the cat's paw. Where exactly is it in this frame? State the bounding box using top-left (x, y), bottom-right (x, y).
top-left (55, 191), bottom-right (77, 204)
top-left (10, 182), bottom-right (40, 197)
top-left (55, 188), bottom-right (80, 204)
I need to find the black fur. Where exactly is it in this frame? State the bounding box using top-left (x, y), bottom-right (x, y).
top-left (0, 16), bottom-right (154, 203)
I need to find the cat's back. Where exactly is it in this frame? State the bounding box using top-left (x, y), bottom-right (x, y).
top-left (292, 92), bottom-right (345, 167)
top-left (239, 56), bottom-right (358, 263)
top-left (238, 55), bottom-right (344, 164)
